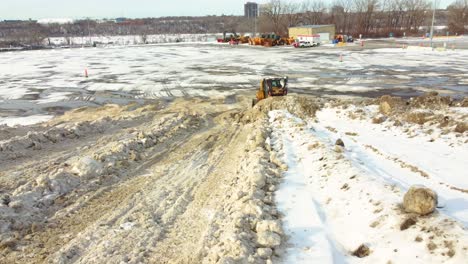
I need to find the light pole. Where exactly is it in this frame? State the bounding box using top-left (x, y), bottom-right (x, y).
top-left (429, 0), bottom-right (436, 49)
top-left (88, 18), bottom-right (92, 46)
top-left (254, 16), bottom-right (257, 37)
top-left (254, 5), bottom-right (258, 37)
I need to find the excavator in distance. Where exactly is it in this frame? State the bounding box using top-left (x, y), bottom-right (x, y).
top-left (252, 77), bottom-right (289, 107)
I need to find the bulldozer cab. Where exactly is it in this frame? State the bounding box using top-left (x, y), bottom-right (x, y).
top-left (270, 79), bottom-right (282, 88)
top-left (252, 77), bottom-right (288, 107)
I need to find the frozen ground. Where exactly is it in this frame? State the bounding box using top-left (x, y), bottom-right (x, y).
top-left (0, 94), bottom-right (467, 263)
top-left (269, 104), bottom-right (468, 264)
top-left (0, 43), bottom-right (467, 126)
top-left (44, 33), bottom-right (219, 46)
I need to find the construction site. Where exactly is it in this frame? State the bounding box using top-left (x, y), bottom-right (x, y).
top-left (0, 39), bottom-right (467, 263)
top-left (1, 0), bottom-right (468, 263)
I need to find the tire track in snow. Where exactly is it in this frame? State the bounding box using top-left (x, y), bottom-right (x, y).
top-left (310, 120), bottom-right (468, 227)
top-left (269, 112), bottom-right (348, 263)
top-left (268, 109), bottom-right (468, 264)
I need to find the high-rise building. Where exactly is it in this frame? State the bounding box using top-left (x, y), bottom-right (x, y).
top-left (244, 2), bottom-right (258, 18)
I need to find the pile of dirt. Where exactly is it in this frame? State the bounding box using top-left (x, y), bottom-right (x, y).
top-left (252, 96), bottom-right (320, 120)
top-left (378, 92), bottom-right (457, 117)
top-left (374, 93), bottom-right (468, 132)
top-left (408, 92), bottom-right (453, 109)
top-left (379, 95), bottom-right (406, 115)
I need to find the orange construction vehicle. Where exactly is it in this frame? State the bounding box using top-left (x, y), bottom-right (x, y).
top-left (248, 34), bottom-right (294, 47)
top-left (252, 77), bottom-right (289, 106)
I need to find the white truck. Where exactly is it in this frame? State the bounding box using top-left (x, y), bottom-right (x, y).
top-left (293, 34), bottom-right (321, 48)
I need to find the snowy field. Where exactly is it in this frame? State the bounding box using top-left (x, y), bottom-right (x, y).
top-left (1, 43), bottom-right (467, 126)
top-left (44, 33), bottom-right (219, 46)
top-left (269, 104), bottom-right (468, 263)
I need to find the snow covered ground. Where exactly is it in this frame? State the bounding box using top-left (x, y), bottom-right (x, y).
top-left (44, 33), bottom-right (219, 46)
top-left (0, 44), bottom-right (467, 126)
top-left (0, 114), bottom-right (53, 127)
top-left (314, 105), bottom-right (468, 225)
top-left (0, 88), bottom-right (465, 263)
top-left (269, 107), bottom-right (468, 263)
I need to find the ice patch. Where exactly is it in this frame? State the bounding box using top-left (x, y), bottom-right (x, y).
top-left (0, 115), bottom-right (53, 126)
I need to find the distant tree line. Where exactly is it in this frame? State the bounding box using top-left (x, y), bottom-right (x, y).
top-left (259, 0), bottom-right (467, 37)
top-left (0, 0), bottom-right (466, 47)
top-left (447, 0), bottom-right (468, 33)
top-left (0, 16), bottom-right (244, 47)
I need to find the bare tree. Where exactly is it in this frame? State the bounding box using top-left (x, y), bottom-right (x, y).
top-left (303, 0), bottom-right (327, 25)
top-left (404, 0), bottom-right (430, 33)
top-left (283, 1), bottom-right (303, 33)
top-left (354, 0), bottom-right (379, 35)
top-left (447, 0), bottom-right (468, 34)
top-left (262, 0), bottom-right (285, 34)
top-left (330, 0), bottom-right (354, 34)
top-left (381, 0), bottom-right (407, 35)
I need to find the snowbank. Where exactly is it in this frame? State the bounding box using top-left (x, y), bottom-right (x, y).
top-left (269, 109), bottom-right (468, 263)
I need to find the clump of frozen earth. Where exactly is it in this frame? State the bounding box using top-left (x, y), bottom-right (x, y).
top-left (403, 185), bottom-right (438, 215)
top-left (71, 156), bottom-right (104, 179)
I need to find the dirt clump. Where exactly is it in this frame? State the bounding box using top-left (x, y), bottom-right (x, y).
top-left (257, 247), bottom-right (273, 259)
top-left (253, 95), bottom-right (319, 119)
top-left (409, 92), bottom-right (452, 109)
top-left (335, 139), bottom-right (345, 147)
top-left (1, 194), bottom-right (11, 206)
top-left (404, 111), bottom-right (433, 125)
top-left (454, 122), bottom-right (468, 133)
top-left (444, 240), bottom-right (456, 257)
top-left (372, 115), bottom-right (387, 124)
top-left (257, 231), bottom-right (281, 248)
top-left (400, 216), bottom-right (417, 230)
top-left (353, 244), bottom-right (371, 258)
top-left (379, 95), bottom-right (406, 115)
top-left (0, 238), bottom-right (16, 250)
top-left (403, 186), bottom-right (438, 215)
top-left (345, 132), bottom-right (358, 136)
top-left (256, 220), bottom-right (282, 235)
top-left (71, 156), bottom-right (104, 179)
top-left (459, 97), bottom-right (468, 107)
top-left (427, 241), bottom-right (438, 251)
top-left (308, 142), bottom-right (321, 150)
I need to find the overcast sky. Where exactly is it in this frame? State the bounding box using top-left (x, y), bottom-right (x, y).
top-left (2, 0), bottom-right (454, 20)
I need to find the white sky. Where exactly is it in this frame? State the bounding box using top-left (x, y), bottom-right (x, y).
top-left (1, 0), bottom-right (454, 20)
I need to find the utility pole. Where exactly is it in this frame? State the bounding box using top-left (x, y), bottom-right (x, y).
top-left (88, 18), bottom-right (91, 46)
top-left (254, 16), bottom-right (257, 37)
top-left (430, 0), bottom-right (436, 49)
top-left (254, 4), bottom-right (259, 37)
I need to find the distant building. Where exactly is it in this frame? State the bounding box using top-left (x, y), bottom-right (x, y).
top-left (115, 17), bottom-right (127, 23)
top-left (244, 2), bottom-right (258, 18)
top-left (3, 20), bottom-right (23, 23)
top-left (289, 25), bottom-right (336, 42)
top-left (37, 18), bottom-right (74, 25)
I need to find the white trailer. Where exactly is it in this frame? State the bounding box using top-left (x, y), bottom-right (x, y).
top-left (296, 34), bottom-right (322, 45)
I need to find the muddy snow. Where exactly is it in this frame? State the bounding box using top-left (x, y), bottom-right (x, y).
top-left (0, 93), bottom-right (467, 263)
